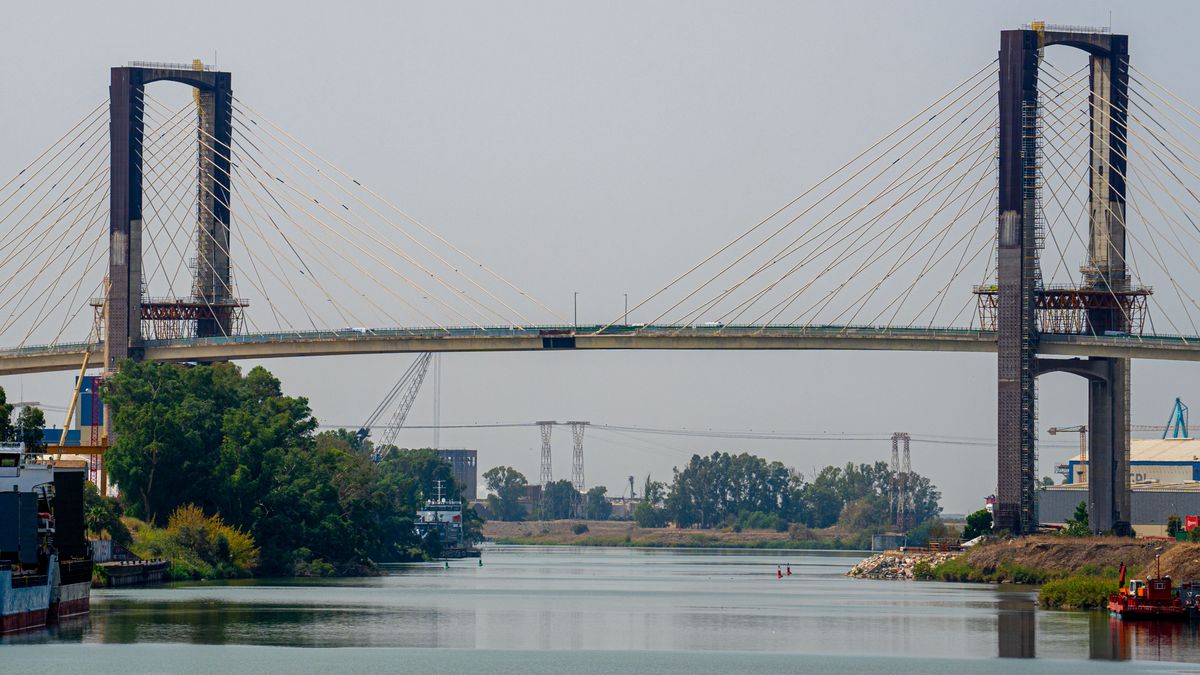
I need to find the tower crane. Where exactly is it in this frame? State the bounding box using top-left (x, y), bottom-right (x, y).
top-left (1048, 398), bottom-right (1192, 479)
top-left (356, 352), bottom-right (433, 460)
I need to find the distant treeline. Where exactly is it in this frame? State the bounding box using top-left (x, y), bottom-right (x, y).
top-left (485, 451), bottom-right (942, 542)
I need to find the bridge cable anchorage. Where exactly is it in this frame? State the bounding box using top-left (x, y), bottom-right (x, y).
top-left (234, 96), bottom-right (566, 327)
top-left (145, 94), bottom-right (429, 334)
top-left (135, 100), bottom-right (247, 337)
top-left (1029, 65), bottom-right (1130, 338)
top-left (660, 75), bottom-right (1001, 334)
top-left (227, 117), bottom-right (487, 331)
top-left (727, 89), bottom-right (996, 329)
top-left (793, 123), bottom-right (997, 328)
top-left (1041, 59), bottom-right (1200, 340)
top-left (229, 126), bottom-right (499, 331)
top-left (671, 82), bottom-right (998, 329)
top-left (0, 102), bottom-right (108, 228)
top-left (134, 99), bottom-right (243, 339)
top-left (1034, 65), bottom-right (1090, 289)
top-left (665, 65), bottom-right (1001, 331)
top-left (230, 101), bottom-right (537, 330)
top-left (681, 90), bottom-right (1000, 331)
top-left (228, 139), bottom-right (458, 331)
top-left (138, 99), bottom-right (226, 300)
top-left (595, 60), bottom-right (1000, 335)
top-left (229, 98), bottom-right (554, 330)
top-left (0, 124), bottom-right (111, 347)
top-left (752, 103), bottom-right (1000, 329)
top-left (144, 95), bottom-right (335, 336)
top-left (150, 93), bottom-right (440, 335)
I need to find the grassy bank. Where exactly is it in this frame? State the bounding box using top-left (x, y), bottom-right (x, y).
top-left (484, 520), bottom-right (857, 550)
top-left (909, 536), bottom-right (1200, 609)
top-left (1038, 576), bottom-right (1119, 609)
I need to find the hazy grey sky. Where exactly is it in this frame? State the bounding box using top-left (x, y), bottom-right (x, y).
top-left (5, 1), bottom-right (1200, 512)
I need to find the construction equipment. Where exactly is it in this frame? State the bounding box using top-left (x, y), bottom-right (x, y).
top-left (1163, 398), bottom-right (1189, 439)
top-left (356, 353), bottom-right (432, 459)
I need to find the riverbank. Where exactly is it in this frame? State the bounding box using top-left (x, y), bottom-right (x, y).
top-left (881, 536), bottom-right (1200, 609)
top-left (483, 520), bottom-right (853, 549)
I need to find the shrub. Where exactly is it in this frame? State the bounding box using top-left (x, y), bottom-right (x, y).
top-left (1039, 576), bottom-right (1118, 609)
top-left (128, 504), bottom-right (259, 579)
top-left (572, 523), bottom-right (589, 535)
top-left (961, 509), bottom-right (993, 540)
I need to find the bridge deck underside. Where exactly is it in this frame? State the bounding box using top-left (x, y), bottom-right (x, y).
top-left (4, 327), bottom-right (1200, 376)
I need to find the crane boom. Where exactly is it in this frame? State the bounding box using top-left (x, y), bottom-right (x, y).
top-left (357, 352), bottom-right (433, 460)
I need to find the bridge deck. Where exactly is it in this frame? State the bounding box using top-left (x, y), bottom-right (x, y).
top-left (2, 325), bottom-right (1198, 376)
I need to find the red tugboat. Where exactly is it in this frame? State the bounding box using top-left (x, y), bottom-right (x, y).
top-left (1108, 557), bottom-right (1187, 619)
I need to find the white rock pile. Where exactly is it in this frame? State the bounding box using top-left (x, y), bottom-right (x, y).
top-left (847, 551), bottom-right (960, 580)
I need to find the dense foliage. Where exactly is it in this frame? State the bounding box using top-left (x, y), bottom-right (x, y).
top-left (82, 482), bottom-right (132, 547)
top-left (483, 465), bottom-right (529, 521)
top-left (124, 504), bottom-right (259, 580)
top-left (1063, 501), bottom-right (1090, 537)
top-left (1038, 576), bottom-right (1119, 609)
top-left (105, 361), bottom-right (471, 575)
top-left (962, 508), bottom-right (993, 540)
top-left (635, 452), bottom-right (941, 538)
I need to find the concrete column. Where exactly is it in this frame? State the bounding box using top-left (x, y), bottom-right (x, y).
top-left (106, 68), bottom-right (145, 369)
top-left (995, 29), bottom-right (1040, 534)
top-left (194, 73), bottom-right (233, 337)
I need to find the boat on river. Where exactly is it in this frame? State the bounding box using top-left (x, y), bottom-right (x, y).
top-left (0, 444), bottom-right (92, 633)
top-left (1108, 558), bottom-right (1188, 620)
top-left (414, 480), bottom-right (480, 559)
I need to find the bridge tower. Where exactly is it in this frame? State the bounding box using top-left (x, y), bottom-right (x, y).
top-left (995, 25), bottom-right (1134, 535)
top-left (105, 62), bottom-right (238, 372)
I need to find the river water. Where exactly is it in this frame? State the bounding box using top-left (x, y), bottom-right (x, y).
top-left (2, 546), bottom-right (1198, 673)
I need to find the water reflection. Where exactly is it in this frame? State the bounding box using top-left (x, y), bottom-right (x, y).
top-left (1090, 612), bottom-right (1200, 661)
top-left (996, 593), bottom-right (1035, 658)
top-left (4, 548), bottom-right (1200, 664)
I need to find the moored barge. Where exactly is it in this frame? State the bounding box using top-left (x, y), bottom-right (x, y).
top-left (0, 444), bottom-right (92, 633)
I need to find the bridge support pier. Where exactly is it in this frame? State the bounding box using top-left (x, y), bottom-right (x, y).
top-left (996, 26), bottom-right (1131, 535)
top-left (1035, 357), bottom-right (1131, 534)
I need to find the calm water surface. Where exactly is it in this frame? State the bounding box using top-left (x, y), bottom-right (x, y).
top-left (2, 546), bottom-right (1198, 673)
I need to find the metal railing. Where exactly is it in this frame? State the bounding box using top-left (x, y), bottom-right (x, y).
top-left (127, 60), bottom-right (217, 72)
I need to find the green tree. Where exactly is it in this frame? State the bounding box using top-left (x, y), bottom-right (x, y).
top-left (1064, 501), bottom-right (1090, 537)
top-left (16, 406), bottom-right (45, 453)
top-left (1168, 514), bottom-right (1182, 539)
top-left (0, 386), bottom-right (14, 443)
top-left (584, 485), bottom-right (612, 520)
top-left (82, 482), bottom-right (131, 546)
top-left (538, 479), bottom-right (578, 520)
top-left (483, 465), bottom-right (528, 521)
top-left (961, 508), bottom-right (993, 540)
top-left (633, 499), bottom-right (665, 527)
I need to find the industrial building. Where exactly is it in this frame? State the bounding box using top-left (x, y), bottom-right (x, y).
top-left (1040, 438), bottom-right (1200, 536)
top-left (436, 449), bottom-right (478, 500)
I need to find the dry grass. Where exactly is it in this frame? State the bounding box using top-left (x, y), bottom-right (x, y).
top-left (482, 520), bottom-right (833, 548)
top-left (964, 535), bottom-right (1196, 579)
top-left (1154, 541), bottom-right (1200, 579)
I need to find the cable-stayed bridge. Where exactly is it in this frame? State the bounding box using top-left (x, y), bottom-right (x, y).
top-left (5, 27), bottom-right (1200, 534)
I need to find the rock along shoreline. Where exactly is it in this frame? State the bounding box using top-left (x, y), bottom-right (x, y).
top-left (847, 550), bottom-right (959, 580)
